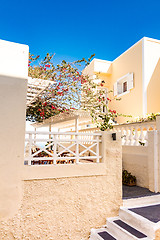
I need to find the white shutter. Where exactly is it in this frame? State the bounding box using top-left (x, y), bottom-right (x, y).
top-left (117, 82), bottom-right (122, 94)
top-left (113, 82), bottom-right (117, 96)
top-left (127, 73), bottom-right (134, 90)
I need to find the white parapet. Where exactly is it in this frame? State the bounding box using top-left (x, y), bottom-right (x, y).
top-left (0, 39), bottom-right (29, 219)
top-left (0, 39), bottom-right (29, 79)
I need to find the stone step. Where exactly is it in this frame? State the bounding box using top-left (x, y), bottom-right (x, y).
top-left (90, 201), bottom-right (160, 239)
top-left (123, 194), bottom-right (160, 208)
top-left (119, 207), bottom-right (157, 238)
top-left (89, 228), bottom-right (117, 240)
top-left (114, 219), bottom-right (148, 239)
top-left (107, 217), bottom-right (151, 240)
top-left (98, 231), bottom-right (117, 240)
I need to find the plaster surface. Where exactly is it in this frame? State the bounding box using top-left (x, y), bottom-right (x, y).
top-left (0, 176), bottom-right (122, 240)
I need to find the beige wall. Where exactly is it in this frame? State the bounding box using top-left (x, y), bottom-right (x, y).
top-left (147, 59), bottom-right (160, 113)
top-left (23, 163), bottom-right (106, 180)
top-left (0, 41), bottom-right (28, 219)
top-left (0, 176), bottom-right (121, 240)
top-left (0, 132), bottom-right (122, 240)
top-left (122, 146), bottom-right (149, 188)
top-left (122, 129), bottom-right (160, 193)
top-left (83, 41), bottom-right (143, 123)
top-left (83, 38), bottom-right (160, 123)
top-left (109, 41), bottom-right (143, 122)
top-left (145, 39), bottom-right (160, 114)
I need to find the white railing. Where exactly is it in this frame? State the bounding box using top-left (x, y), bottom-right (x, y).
top-left (79, 121), bottom-right (157, 146)
top-left (113, 121), bottom-right (156, 146)
top-left (25, 131), bottom-right (102, 165)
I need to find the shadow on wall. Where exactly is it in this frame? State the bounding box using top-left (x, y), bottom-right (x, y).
top-left (147, 58), bottom-right (160, 113)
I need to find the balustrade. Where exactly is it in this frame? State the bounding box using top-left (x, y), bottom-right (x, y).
top-left (113, 121), bottom-right (156, 146)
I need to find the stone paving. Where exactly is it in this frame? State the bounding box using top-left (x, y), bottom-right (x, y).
top-left (123, 185), bottom-right (160, 199)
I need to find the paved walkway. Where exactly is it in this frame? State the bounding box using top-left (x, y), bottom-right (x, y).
top-left (123, 185), bottom-right (160, 199)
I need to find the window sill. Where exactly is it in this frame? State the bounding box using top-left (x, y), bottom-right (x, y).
top-left (116, 90), bottom-right (130, 97)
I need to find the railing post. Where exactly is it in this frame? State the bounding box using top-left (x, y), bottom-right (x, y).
top-left (121, 127), bottom-right (125, 145)
top-left (134, 127), bottom-right (139, 146)
top-left (139, 126), bottom-right (145, 143)
top-left (53, 134), bottom-right (57, 165)
top-left (125, 127), bottom-right (129, 145)
top-left (96, 135), bottom-right (100, 163)
top-left (75, 133), bottom-right (79, 164)
top-left (28, 133), bottom-right (32, 166)
top-left (129, 126), bottom-right (134, 145)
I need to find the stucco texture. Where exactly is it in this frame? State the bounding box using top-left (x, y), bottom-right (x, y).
top-left (0, 176), bottom-right (122, 240)
top-left (156, 229), bottom-right (160, 240)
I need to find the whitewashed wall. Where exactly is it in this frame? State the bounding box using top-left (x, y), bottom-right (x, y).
top-left (0, 40), bottom-right (28, 219)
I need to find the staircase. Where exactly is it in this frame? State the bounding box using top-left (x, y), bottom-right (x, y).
top-left (89, 197), bottom-right (160, 240)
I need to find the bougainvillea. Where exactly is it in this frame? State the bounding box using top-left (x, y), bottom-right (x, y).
top-left (27, 53), bottom-right (85, 122)
top-left (27, 53), bottom-right (125, 129)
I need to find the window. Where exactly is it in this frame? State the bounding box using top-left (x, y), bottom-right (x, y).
top-left (123, 81), bottom-right (127, 92)
top-left (114, 73), bottom-right (134, 96)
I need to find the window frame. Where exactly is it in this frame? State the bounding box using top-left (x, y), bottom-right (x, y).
top-left (114, 73), bottom-right (134, 97)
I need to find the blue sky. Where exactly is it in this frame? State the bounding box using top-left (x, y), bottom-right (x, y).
top-left (1, 0), bottom-right (160, 63)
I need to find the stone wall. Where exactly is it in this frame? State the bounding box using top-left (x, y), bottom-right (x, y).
top-left (0, 176), bottom-right (122, 240)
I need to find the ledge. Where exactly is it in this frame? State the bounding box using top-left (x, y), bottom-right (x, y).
top-left (22, 163), bottom-right (106, 180)
top-left (122, 145), bottom-right (148, 155)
